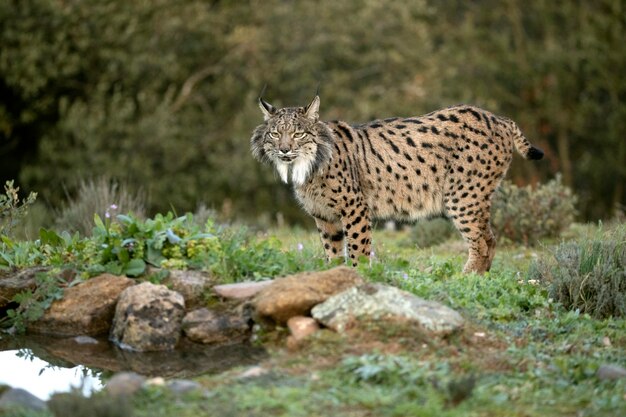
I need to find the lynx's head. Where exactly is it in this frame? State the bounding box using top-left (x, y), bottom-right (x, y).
top-left (250, 95), bottom-right (334, 186)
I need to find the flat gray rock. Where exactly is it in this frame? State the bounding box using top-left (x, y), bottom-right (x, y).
top-left (311, 283), bottom-right (464, 334)
top-left (213, 280), bottom-right (273, 300)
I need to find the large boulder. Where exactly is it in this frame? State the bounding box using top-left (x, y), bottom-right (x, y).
top-left (28, 274), bottom-right (135, 336)
top-left (110, 282), bottom-right (185, 351)
top-left (252, 267), bottom-right (364, 324)
top-left (182, 307), bottom-right (251, 344)
top-left (0, 266), bottom-right (49, 308)
top-left (311, 283), bottom-right (464, 335)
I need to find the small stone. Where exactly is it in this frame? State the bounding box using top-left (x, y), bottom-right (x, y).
top-left (182, 307), bottom-right (250, 344)
top-left (110, 282), bottom-right (185, 351)
top-left (145, 377), bottom-right (166, 386)
top-left (311, 283), bottom-right (464, 335)
top-left (597, 364), bottom-right (626, 381)
top-left (106, 372), bottom-right (146, 396)
top-left (167, 379), bottom-right (202, 395)
top-left (287, 316), bottom-right (319, 340)
top-left (72, 335), bottom-right (99, 345)
top-left (238, 366), bottom-right (268, 379)
top-left (253, 266), bottom-right (364, 324)
top-left (162, 270), bottom-right (216, 309)
top-left (286, 335), bottom-right (300, 350)
top-left (213, 280), bottom-right (274, 300)
top-left (0, 388), bottom-right (47, 412)
top-left (602, 336), bottom-right (612, 347)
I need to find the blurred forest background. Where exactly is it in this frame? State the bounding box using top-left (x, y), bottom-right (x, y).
top-left (1, 0), bottom-right (624, 227)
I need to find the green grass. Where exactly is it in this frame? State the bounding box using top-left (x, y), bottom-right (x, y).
top-left (124, 222), bottom-right (625, 417)
top-left (1, 220), bottom-right (625, 417)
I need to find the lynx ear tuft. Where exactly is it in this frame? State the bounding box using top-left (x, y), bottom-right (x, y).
top-left (304, 95), bottom-right (320, 121)
top-left (259, 97), bottom-right (276, 121)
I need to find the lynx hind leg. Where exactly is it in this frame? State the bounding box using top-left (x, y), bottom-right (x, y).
top-left (448, 206), bottom-right (494, 274)
top-left (314, 218), bottom-right (345, 260)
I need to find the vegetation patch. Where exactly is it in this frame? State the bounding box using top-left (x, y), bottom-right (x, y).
top-left (491, 175), bottom-right (577, 245)
top-left (529, 225), bottom-right (626, 319)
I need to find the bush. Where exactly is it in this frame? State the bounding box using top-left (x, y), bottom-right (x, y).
top-left (528, 225), bottom-right (626, 319)
top-left (0, 180), bottom-right (37, 237)
top-left (55, 177), bottom-right (147, 236)
top-left (491, 175), bottom-right (577, 245)
top-left (411, 217), bottom-right (456, 248)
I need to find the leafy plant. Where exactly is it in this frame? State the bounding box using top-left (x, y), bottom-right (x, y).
top-left (0, 180), bottom-right (37, 237)
top-left (1, 269), bottom-right (67, 332)
top-left (491, 175), bottom-right (577, 245)
top-left (529, 225), bottom-right (626, 318)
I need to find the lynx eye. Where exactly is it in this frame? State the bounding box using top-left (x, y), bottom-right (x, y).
top-left (268, 131), bottom-right (280, 139)
top-left (293, 132), bottom-right (306, 139)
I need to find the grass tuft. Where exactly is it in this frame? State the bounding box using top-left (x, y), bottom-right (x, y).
top-left (55, 177), bottom-right (147, 236)
top-left (529, 225), bottom-right (626, 318)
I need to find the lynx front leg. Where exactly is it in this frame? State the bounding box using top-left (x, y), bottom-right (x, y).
top-left (341, 206), bottom-right (372, 266)
top-left (314, 217), bottom-right (345, 261)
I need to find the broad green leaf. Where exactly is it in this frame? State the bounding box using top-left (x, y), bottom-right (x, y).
top-left (124, 259), bottom-right (146, 277)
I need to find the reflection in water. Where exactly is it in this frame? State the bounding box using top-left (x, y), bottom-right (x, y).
top-left (0, 334), bottom-right (266, 400)
top-left (0, 350), bottom-right (102, 400)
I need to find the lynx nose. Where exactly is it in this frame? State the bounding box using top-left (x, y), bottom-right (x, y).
top-left (278, 143), bottom-right (291, 154)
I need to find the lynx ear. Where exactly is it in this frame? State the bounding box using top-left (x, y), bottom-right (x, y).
top-left (304, 95), bottom-right (320, 121)
top-left (259, 97), bottom-right (276, 121)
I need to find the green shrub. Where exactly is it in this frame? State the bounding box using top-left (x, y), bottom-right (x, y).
top-left (0, 180), bottom-right (37, 237)
top-left (491, 175), bottom-right (577, 245)
top-left (411, 217), bottom-right (456, 248)
top-left (55, 177), bottom-right (147, 236)
top-left (528, 225), bottom-right (626, 319)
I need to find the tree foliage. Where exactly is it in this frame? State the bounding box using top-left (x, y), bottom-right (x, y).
top-left (0, 0), bottom-right (624, 223)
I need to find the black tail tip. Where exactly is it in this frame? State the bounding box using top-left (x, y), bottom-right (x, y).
top-left (527, 146), bottom-right (544, 160)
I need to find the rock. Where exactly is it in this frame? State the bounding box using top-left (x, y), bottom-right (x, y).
top-left (167, 379), bottom-right (203, 395)
top-left (311, 283), bottom-right (464, 335)
top-left (0, 266), bottom-right (49, 308)
top-left (182, 307), bottom-right (251, 344)
top-left (110, 282), bottom-right (185, 351)
top-left (0, 388), bottom-right (47, 412)
top-left (28, 274), bottom-right (135, 336)
top-left (162, 269), bottom-right (216, 309)
top-left (252, 266), bottom-right (364, 324)
top-left (237, 366), bottom-right (269, 379)
top-left (105, 372), bottom-right (146, 396)
top-left (213, 280), bottom-right (273, 300)
top-left (596, 364), bottom-right (626, 381)
top-left (287, 316), bottom-right (319, 340)
top-left (73, 335), bottom-right (99, 345)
